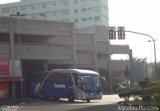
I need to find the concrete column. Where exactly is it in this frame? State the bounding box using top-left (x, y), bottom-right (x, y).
top-left (9, 17), bottom-right (16, 98)
top-left (9, 17), bottom-right (15, 76)
top-left (71, 23), bottom-right (77, 68)
top-left (107, 40), bottom-right (113, 93)
top-left (44, 61), bottom-right (48, 71)
top-left (93, 34), bottom-right (98, 72)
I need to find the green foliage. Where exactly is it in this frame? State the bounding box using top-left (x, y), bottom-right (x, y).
top-left (132, 58), bottom-right (147, 85)
top-left (126, 100), bottom-right (160, 106)
top-left (153, 93), bottom-right (160, 102)
top-left (138, 80), bottom-right (148, 89)
top-left (118, 82), bottom-right (128, 89)
top-left (144, 81), bottom-right (160, 95)
top-left (148, 62), bottom-right (160, 81)
top-left (131, 90), bottom-right (142, 100)
top-left (141, 95), bottom-right (152, 104)
top-left (118, 91), bottom-right (131, 101)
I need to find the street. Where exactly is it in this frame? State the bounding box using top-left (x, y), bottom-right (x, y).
top-left (18, 94), bottom-right (124, 111)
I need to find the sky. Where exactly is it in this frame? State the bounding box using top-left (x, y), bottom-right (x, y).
top-left (0, 0), bottom-right (159, 62)
top-left (109, 0), bottom-right (160, 63)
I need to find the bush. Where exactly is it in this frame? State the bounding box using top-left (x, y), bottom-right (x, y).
top-left (131, 90), bottom-right (142, 100)
top-left (118, 91), bottom-right (131, 101)
top-left (144, 84), bottom-right (160, 95)
top-left (141, 95), bottom-right (152, 104)
top-left (148, 81), bottom-right (160, 87)
top-left (153, 93), bottom-right (160, 102)
top-left (138, 80), bottom-right (148, 89)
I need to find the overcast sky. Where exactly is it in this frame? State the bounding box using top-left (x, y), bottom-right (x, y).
top-left (0, 0), bottom-right (160, 62)
top-left (109, 0), bottom-right (160, 62)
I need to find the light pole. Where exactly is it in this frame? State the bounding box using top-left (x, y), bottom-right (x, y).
top-left (10, 12), bottom-right (26, 99)
top-left (126, 30), bottom-right (157, 80)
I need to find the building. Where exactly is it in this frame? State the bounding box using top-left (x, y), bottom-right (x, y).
top-left (0, 0), bottom-right (108, 30)
top-left (0, 0), bottom-right (130, 98)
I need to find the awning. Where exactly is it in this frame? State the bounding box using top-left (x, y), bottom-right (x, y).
top-left (0, 76), bottom-right (24, 82)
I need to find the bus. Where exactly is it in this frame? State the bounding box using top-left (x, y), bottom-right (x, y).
top-left (29, 69), bottom-right (105, 102)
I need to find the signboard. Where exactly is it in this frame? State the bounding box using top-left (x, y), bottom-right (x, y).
top-left (0, 59), bottom-right (9, 75)
top-left (0, 59), bottom-right (9, 99)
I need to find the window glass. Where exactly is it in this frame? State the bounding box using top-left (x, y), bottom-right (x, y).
top-left (46, 73), bottom-right (72, 83)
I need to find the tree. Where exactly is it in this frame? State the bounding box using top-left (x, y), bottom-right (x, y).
top-left (147, 62), bottom-right (160, 81)
top-left (131, 58), bottom-right (147, 86)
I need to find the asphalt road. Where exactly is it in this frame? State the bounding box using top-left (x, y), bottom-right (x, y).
top-left (17, 94), bottom-right (124, 111)
top-left (1, 95), bottom-right (159, 111)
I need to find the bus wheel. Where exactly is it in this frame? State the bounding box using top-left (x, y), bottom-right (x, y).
top-left (40, 94), bottom-right (43, 99)
top-left (87, 99), bottom-right (90, 103)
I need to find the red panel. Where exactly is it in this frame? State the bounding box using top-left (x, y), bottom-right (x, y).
top-left (0, 59), bottom-right (9, 75)
top-left (0, 82), bottom-right (8, 99)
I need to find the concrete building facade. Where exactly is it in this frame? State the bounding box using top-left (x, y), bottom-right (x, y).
top-left (0, 0), bottom-right (108, 29)
top-left (0, 0), bottom-right (131, 96)
top-left (0, 17), bottom-right (129, 97)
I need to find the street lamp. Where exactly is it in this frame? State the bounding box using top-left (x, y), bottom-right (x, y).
top-left (10, 11), bottom-right (26, 99)
top-left (126, 30), bottom-right (157, 80)
top-left (147, 39), bottom-right (157, 79)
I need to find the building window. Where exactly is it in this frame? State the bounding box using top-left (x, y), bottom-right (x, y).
top-left (20, 5), bottom-right (26, 11)
top-left (52, 10), bottom-right (58, 16)
top-left (94, 16), bottom-right (100, 21)
top-left (8, 6), bottom-right (18, 13)
top-left (43, 4), bottom-right (46, 8)
top-left (82, 18), bottom-right (87, 21)
top-left (74, 0), bottom-right (78, 3)
top-left (2, 8), bottom-right (10, 14)
top-left (93, 6), bottom-right (100, 11)
top-left (60, 9), bottom-right (70, 16)
top-left (60, 0), bottom-right (69, 5)
top-left (81, 0), bottom-right (87, 2)
top-left (38, 3), bottom-right (47, 9)
top-left (75, 19), bottom-right (78, 23)
top-left (61, 19), bottom-right (70, 22)
top-left (52, 1), bottom-right (57, 6)
top-left (88, 17), bottom-right (92, 20)
top-left (81, 8), bottom-right (87, 12)
top-left (74, 9), bottom-right (78, 13)
top-left (31, 4), bottom-right (35, 9)
top-left (88, 7), bottom-right (92, 10)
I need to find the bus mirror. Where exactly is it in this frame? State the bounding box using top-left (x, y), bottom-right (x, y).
top-left (100, 76), bottom-right (105, 83)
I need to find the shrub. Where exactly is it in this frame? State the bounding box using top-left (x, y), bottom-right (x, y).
top-left (153, 93), bottom-right (160, 102)
top-left (131, 90), bottom-right (142, 100)
top-left (141, 95), bottom-right (152, 104)
top-left (144, 85), bottom-right (160, 95)
top-left (118, 91), bottom-right (131, 101)
top-left (138, 80), bottom-right (148, 89)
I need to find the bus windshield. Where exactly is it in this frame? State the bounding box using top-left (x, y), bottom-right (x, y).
top-left (75, 74), bottom-right (101, 92)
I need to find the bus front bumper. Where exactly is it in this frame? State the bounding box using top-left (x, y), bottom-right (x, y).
top-left (77, 92), bottom-right (103, 100)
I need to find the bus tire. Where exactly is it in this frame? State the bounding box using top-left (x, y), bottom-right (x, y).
top-left (87, 99), bottom-right (90, 103)
top-left (40, 93), bottom-right (43, 99)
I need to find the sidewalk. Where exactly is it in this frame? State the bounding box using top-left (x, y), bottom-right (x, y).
top-left (0, 98), bottom-right (33, 106)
